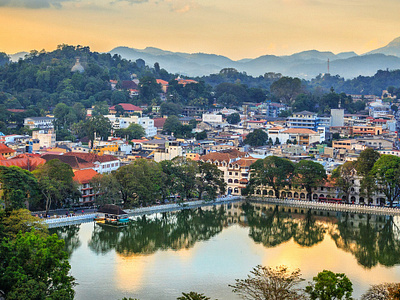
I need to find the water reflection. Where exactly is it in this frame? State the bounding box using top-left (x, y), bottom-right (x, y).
top-left (88, 206), bottom-right (227, 256)
top-left (59, 201), bottom-right (400, 270)
top-left (51, 224), bottom-right (82, 257)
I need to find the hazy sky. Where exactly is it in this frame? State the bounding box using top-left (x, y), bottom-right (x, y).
top-left (0, 0), bottom-right (399, 60)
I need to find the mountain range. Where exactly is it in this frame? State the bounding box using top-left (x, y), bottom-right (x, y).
top-left (8, 37), bottom-right (400, 79)
top-left (108, 37), bottom-right (400, 79)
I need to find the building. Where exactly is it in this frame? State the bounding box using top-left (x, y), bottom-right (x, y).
top-left (24, 117), bottom-right (55, 129)
top-left (0, 143), bottom-right (16, 159)
top-left (200, 149), bottom-right (249, 195)
top-left (106, 115), bottom-right (157, 137)
top-left (32, 130), bottom-right (56, 148)
top-left (331, 109), bottom-right (344, 127)
top-left (268, 127), bottom-right (322, 146)
top-left (287, 111), bottom-right (330, 131)
top-left (109, 103), bottom-right (143, 116)
top-left (73, 169), bottom-right (99, 205)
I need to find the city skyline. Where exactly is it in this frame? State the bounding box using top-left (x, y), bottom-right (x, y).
top-left (0, 0), bottom-right (399, 60)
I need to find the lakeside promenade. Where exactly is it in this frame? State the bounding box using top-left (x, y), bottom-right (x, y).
top-left (43, 196), bottom-right (400, 228)
top-left (250, 197), bottom-right (400, 216)
top-left (44, 196), bottom-right (241, 228)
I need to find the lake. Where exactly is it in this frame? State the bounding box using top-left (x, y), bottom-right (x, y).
top-left (51, 201), bottom-right (400, 300)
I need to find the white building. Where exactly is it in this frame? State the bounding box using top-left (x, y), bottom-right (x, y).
top-left (202, 113), bottom-right (223, 123)
top-left (24, 117), bottom-right (55, 129)
top-left (105, 115), bottom-right (157, 137)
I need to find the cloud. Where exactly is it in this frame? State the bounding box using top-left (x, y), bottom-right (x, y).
top-left (164, 0), bottom-right (198, 13)
top-left (0, 0), bottom-right (76, 9)
top-left (110, 0), bottom-right (148, 4)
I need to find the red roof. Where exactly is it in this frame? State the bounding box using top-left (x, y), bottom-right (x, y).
top-left (73, 169), bottom-right (99, 184)
top-left (0, 155), bottom-right (45, 171)
top-left (156, 79), bottom-right (169, 85)
top-left (64, 152), bottom-right (119, 163)
top-left (153, 118), bottom-right (167, 128)
top-left (109, 103), bottom-right (143, 111)
top-left (0, 143), bottom-right (16, 155)
top-left (7, 109), bottom-right (27, 113)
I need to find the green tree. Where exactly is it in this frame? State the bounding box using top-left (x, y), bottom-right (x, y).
top-left (244, 129), bottom-right (268, 147)
top-left (195, 131), bottom-right (207, 141)
top-left (0, 230), bottom-right (75, 300)
top-left (370, 155), bottom-right (400, 207)
top-left (0, 209), bottom-right (48, 240)
top-left (90, 173), bottom-right (122, 206)
top-left (33, 160), bottom-right (79, 214)
top-left (226, 112), bottom-right (241, 125)
top-left (163, 115), bottom-right (182, 135)
top-left (230, 265), bottom-right (306, 300)
top-left (85, 115), bottom-right (112, 147)
top-left (114, 159), bottom-right (163, 207)
top-left (249, 156), bottom-right (294, 198)
top-left (160, 101), bottom-right (182, 117)
top-left (177, 292), bottom-right (211, 300)
top-left (270, 77), bottom-right (303, 105)
top-left (169, 157), bottom-right (199, 200)
top-left (196, 162), bottom-right (226, 200)
top-left (294, 160), bottom-right (327, 201)
top-left (116, 123), bottom-right (145, 140)
top-left (305, 270), bottom-right (353, 300)
top-left (0, 166), bottom-right (39, 210)
top-left (332, 161), bottom-right (356, 203)
top-left (356, 148), bottom-right (380, 204)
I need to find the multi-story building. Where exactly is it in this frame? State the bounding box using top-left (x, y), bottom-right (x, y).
top-left (73, 169), bottom-right (99, 206)
top-left (106, 115), bottom-right (157, 137)
top-left (24, 117), bottom-right (55, 129)
top-left (200, 149), bottom-right (251, 196)
top-left (287, 111), bottom-right (330, 131)
top-left (32, 130), bottom-right (56, 148)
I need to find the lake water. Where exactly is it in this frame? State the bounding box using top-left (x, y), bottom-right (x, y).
top-left (51, 201), bottom-right (400, 300)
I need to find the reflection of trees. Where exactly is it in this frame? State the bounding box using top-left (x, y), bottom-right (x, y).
top-left (243, 204), bottom-right (295, 247)
top-left (88, 224), bottom-right (122, 255)
top-left (293, 210), bottom-right (326, 247)
top-left (377, 216), bottom-right (400, 266)
top-left (330, 213), bottom-right (400, 268)
top-left (88, 206), bottom-right (227, 256)
top-left (355, 217), bottom-right (378, 268)
top-left (51, 224), bottom-right (81, 257)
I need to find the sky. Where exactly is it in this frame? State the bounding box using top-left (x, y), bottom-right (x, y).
top-left (0, 0), bottom-right (399, 60)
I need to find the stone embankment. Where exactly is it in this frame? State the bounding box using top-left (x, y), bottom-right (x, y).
top-left (44, 196), bottom-right (241, 228)
top-left (251, 197), bottom-right (400, 216)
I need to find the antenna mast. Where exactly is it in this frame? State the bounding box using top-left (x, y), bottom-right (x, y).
top-left (327, 58), bottom-right (330, 74)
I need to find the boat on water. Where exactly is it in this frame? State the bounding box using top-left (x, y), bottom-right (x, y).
top-left (95, 204), bottom-right (130, 226)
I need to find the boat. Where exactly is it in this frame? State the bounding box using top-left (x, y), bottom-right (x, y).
top-left (95, 204), bottom-right (130, 226)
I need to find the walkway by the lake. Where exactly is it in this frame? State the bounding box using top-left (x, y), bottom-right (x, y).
top-left (43, 196), bottom-right (400, 228)
top-left (252, 197), bottom-right (400, 216)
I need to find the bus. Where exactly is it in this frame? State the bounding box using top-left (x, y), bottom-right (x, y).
top-left (318, 197), bottom-right (344, 204)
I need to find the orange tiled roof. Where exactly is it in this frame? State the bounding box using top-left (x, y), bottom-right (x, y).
top-left (0, 155), bottom-right (45, 171)
top-left (234, 157), bottom-right (258, 167)
top-left (109, 103), bottom-right (142, 111)
top-left (282, 128), bottom-right (318, 134)
top-left (0, 143), bottom-right (16, 155)
top-left (200, 149), bottom-right (247, 163)
top-left (63, 152), bottom-right (119, 163)
top-left (156, 79), bottom-right (169, 85)
top-left (73, 169), bottom-right (99, 184)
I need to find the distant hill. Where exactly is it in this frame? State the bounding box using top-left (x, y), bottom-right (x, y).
top-left (365, 37), bottom-right (400, 57)
top-left (9, 52), bottom-right (28, 62)
top-left (8, 37), bottom-right (400, 79)
top-left (109, 39), bottom-right (400, 79)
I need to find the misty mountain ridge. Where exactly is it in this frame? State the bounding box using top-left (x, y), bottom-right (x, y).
top-left (109, 36), bottom-right (400, 79)
top-left (8, 36), bottom-right (400, 79)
